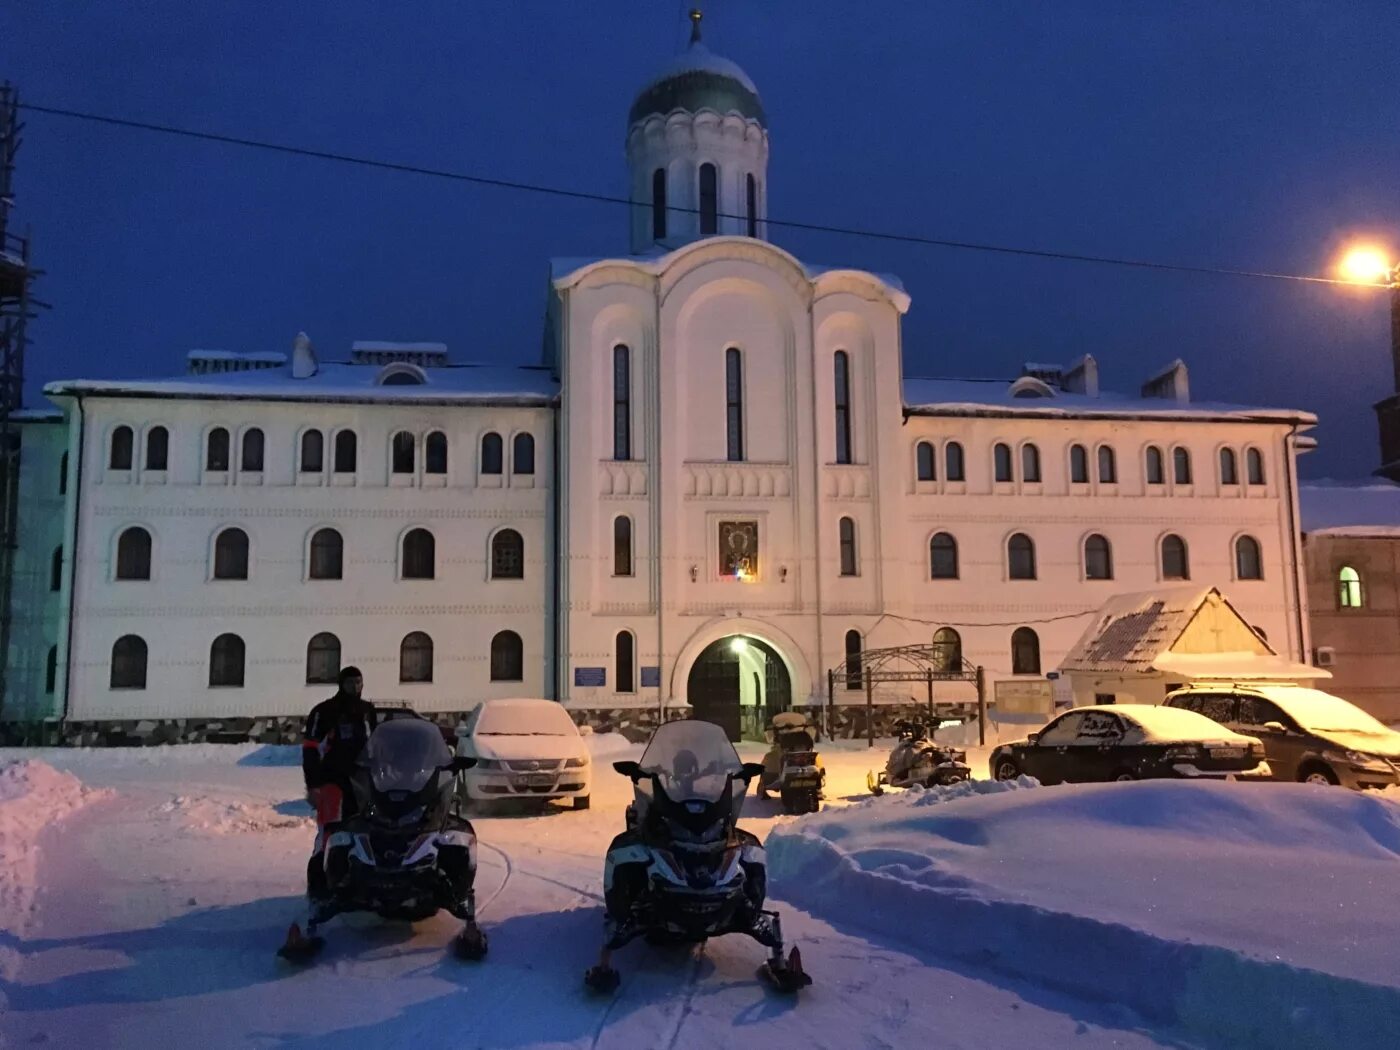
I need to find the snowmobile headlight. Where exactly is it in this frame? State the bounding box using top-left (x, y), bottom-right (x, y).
top-left (564, 756), bottom-right (590, 768)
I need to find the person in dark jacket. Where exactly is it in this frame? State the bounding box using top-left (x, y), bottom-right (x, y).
top-left (302, 666), bottom-right (377, 900)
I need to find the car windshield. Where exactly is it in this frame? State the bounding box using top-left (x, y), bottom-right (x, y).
top-left (475, 701), bottom-right (578, 736)
top-left (638, 719), bottom-right (743, 803)
top-left (367, 718), bottom-right (452, 793)
top-left (1267, 689), bottom-right (1394, 736)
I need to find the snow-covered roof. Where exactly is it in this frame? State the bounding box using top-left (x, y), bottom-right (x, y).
top-left (1106, 703), bottom-right (1258, 744)
top-left (903, 377), bottom-right (1315, 424)
top-left (1152, 651), bottom-right (1329, 681)
top-left (185, 350), bottom-right (287, 364)
top-left (1299, 479), bottom-right (1400, 535)
top-left (1061, 586), bottom-right (1216, 673)
top-left (7, 407), bottom-right (63, 423)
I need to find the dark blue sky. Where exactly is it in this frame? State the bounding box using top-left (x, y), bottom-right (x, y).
top-left (4, 1), bottom-right (1396, 478)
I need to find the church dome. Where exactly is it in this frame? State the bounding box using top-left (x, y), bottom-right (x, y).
top-left (628, 12), bottom-right (765, 127)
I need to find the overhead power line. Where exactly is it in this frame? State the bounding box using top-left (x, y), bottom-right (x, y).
top-left (19, 101), bottom-right (1391, 289)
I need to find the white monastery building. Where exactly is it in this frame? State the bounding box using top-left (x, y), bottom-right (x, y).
top-left (2, 19), bottom-right (1316, 743)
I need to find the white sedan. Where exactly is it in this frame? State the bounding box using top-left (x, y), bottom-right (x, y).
top-left (455, 698), bottom-right (592, 809)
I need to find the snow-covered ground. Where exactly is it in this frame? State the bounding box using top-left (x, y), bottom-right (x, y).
top-left (4, 732), bottom-right (1388, 1048)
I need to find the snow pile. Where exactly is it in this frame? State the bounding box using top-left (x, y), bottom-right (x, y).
top-left (585, 732), bottom-right (637, 762)
top-left (769, 780), bottom-right (1400, 1049)
top-left (156, 794), bottom-right (312, 835)
top-left (0, 760), bottom-right (107, 934)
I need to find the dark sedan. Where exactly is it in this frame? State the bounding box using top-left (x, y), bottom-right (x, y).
top-left (990, 704), bottom-right (1271, 785)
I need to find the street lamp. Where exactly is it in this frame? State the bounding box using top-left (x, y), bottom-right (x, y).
top-left (1338, 244), bottom-right (1400, 479)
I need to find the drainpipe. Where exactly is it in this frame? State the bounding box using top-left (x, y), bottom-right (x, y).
top-left (1283, 423), bottom-right (1308, 662)
top-left (60, 393), bottom-right (85, 724)
top-left (807, 297), bottom-right (825, 707)
top-left (653, 279), bottom-right (665, 725)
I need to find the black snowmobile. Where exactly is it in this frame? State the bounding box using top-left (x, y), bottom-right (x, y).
top-left (583, 719), bottom-right (812, 995)
top-left (279, 713), bottom-right (486, 963)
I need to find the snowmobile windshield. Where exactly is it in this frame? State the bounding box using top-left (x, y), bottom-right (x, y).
top-left (638, 720), bottom-right (743, 804)
top-left (366, 718), bottom-right (452, 794)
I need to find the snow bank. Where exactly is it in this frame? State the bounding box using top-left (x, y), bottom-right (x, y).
top-left (768, 780), bottom-right (1400, 1049)
top-left (155, 794), bottom-right (312, 835)
top-left (0, 742), bottom-right (301, 767)
top-left (585, 732), bottom-right (638, 762)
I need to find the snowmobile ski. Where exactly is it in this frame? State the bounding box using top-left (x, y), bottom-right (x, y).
top-left (584, 964), bottom-right (621, 994)
top-left (759, 946), bottom-right (813, 993)
top-left (452, 924), bottom-right (489, 961)
top-left (276, 922), bottom-right (326, 964)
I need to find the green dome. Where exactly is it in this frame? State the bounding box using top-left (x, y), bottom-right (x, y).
top-left (629, 42), bottom-right (766, 127)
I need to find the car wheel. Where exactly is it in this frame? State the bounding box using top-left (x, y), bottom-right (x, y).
top-left (1112, 770), bottom-right (1137, 782)
top-left (572, 794), bottom-right (591, 811)
top-left (1298, 764), bottom-right (1339, 787)
top-left (993, 758), bottom-right (1019, 781)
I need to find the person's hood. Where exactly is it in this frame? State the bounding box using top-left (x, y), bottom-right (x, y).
top-left (472, 733), bottom-right (589, 763)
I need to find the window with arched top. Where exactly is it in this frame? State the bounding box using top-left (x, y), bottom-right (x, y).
top-left (1161, 534), bottom-right (1190, 580)
top-left (425, 431), bottom-right (448, 475)
top-left (838, 517), bottom-right (858, 576)
top-left (400, 631), bottom-right (433, 683)
top-left (401, 528), bottom-right (435, 580)
top-left (206, 427), bottom-right (230, 471)
top-left (699, 162), bottom-right (718, 234)
top-left (481, 432), bottom-right (503, 475)
top-left (1339, 566), bottom-right (1364, 608)
top-left (1145, 445), bottom-right (1165, 485)
top-left (1070, 444), bottom-right (1089, 484)
top-left (391, 431), bottom-right (415, 474)
top-left (378, 366), bottom-right (425, 386)
top-left (241, 428), bottom-right (265, 472)
top-left (614, 345), bottom-right (631, 461)
top-left (213, 527), bottom-right (249, 580)
top-left (616, 631), bottom-right (636, 693)
top-left (1173, 447), bottom-right (1192, 485)
top-left (300, 430), bottom-right (324, 473)
top-left (145, 426), bottom-right (169, 471)
top-left (916, 441), bottom-right (936, 481)
top-left (110, 426), bottom-right (134, 470)
top-left (1008, 533), bottom-right (1036, 579)
top-left (614, 516), bottom-right (633, 577)
top-left (1246, 448), bottom-right (1265, 486)
top-left (306, 632), bottom-right (341, 684)
top-left (50, 545), bottom-right (63, 592)
top-left (116, 527), bottom-right (152, 581)
top-left (1219, 448), bottom-right (1238, 485)
top-left (746, 173), bottom-right (758, 238)
top-left (1021, 444), bottom-right (1042, 483)
top-left (651, 168), bottom-right (667, 240)
top-left (1084, 534), bottom-right (1113, 580)
top-left (930, 532), bottom-right (959, 579)
top-left (490, 630), bottom-right (523, 682)
top-left (844, 629), bottom-right (863, 690)
top-left (931, 627), bottom-right (962, 673)
top-left (1235, 535), bottom-right (1263, 580)
top-left (1011, 627), bottom-right (1041, 675)
top-left (110, 635), bottom-right (147, 689)
top-left (491, 528), bottom-right (524, 579)
top-left (513, 433), bottom-right (535, 475)
top-left (334, 430), bottom-right (356, 473)
top-left (1097, 446), bottom-right (1116, 483)
top-left (726, 348), bottom-right (744, 462)
top-left (309, 528), bottom-right (343, 580)
top-left (834, 351), bottom-right (853, 465)
top-left (45, 645), bottom-right (57, 695)
top-left (994, 443), bottom-right (1013, 482)
top-left (209, 633), bottom-right (245, 687)
top-left (945, 442), bottom-right (965, 481)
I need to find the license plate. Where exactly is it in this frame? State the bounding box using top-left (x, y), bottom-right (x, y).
top-left (514, 773), bottom-right (556, 788)
top-left (786, 778), bottom-right (818, 788)
top-left (1210, 748), bottom-right (1244, 759)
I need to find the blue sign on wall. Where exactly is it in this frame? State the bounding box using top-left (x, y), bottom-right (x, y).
top-left (640, 666), bottom-right (661, 688)
top-left (574, 667), bottom-right (607, 688)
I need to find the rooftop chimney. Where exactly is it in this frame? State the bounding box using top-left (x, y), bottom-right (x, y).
top-left (1141, 359), bottom-right (1190, 404)
top-left (291, 331), bottom-right (318, 379)
top-left (1062, 354), bottom-right (1100, 396)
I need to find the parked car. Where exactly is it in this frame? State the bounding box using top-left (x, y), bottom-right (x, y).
top-left (989, 704), bottom-right (1270, 785)
top-left (455, 698), bottom-right (592, 809)
top-left (1163, 684), bottom-right (1400, 790)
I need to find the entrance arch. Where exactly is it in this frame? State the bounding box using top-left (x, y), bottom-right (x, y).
top-left (686, 635), bottom-right (792, 741)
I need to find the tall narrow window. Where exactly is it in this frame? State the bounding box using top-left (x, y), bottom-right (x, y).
top-left (699, 162), bottom-right (718, 234)
top-left (490, 630), bottom-right (523, 682)
top-left (651, 168), bottom-right (667, 240)
top-left (309, 528), bottom-right (344, 580)
top-left (45, 646), bottom-right (57, 695)
top-left (613, 345), bottom-right (631, 461)
top-left (400, 632), bottom-right (434, 683)
top-left (50, 546), bottom-right (62, 591)
top-left (241, 428), bottom-right (265, 472)
top-left (1339, 566), bottom-right (1364, 608)
top-left (614, 516), bottom-right (633, 576)
top-left (1097, 446), bottom-right (1117, 483)
top-left (513, 433), bottom-right (535, 475)
top-left (930, 532), bottom-right (959, 579)
top-left (391, 431), bottom-right (415, 474)
top-left (1219, 448), bottom-right (1238, 485)
top-left (306, 632), bottom-right (341, 684)
top-left (213, 528), bottom-right (250, 580)
top-left (945, 442), bottom-right (965, 481)
top-left (110, 635), bottom-right (148, 689)
top-left (209, 634), bottom-right (245, 687)
top-left (616, 632), bottom-right (636, 693)
top-left (491, 529), bottom-right (524, 579)
top-left (844, 629), bottom-right (862, 690)
top-left (834, 351), bottom-right (852, 464)
top-left (425, 431), bottom-right (448, 475)
top-left (1008, 533), bottom-right (1036, 579)
top-left (401, 528), bottom-right (435, 580)
top-left (1161, 534), bottom-right (1189, 580)
top-left (725, 348), bottom-right (744, 461)
top-left (1235, 535), bottom-right (1263, 580)
top-left (206, 428), bottom-right (230, 471)
top-left (838, 517), bottom-right (858, 576)
top-left (746, 173), bottom-right (757, 237)
top-left (116, 527), bottom-right (152, 581)
top-left (59, 451), bottom-right (68, 495)
top-left (916, 441), bottom-right (936, 481)
top-left (145, 426), bottom-right (169, 471)
top-left (1173, 447), bottom-right (1192, 484)
top-left (994, 443), bottom-right (1013, 483)
top-left (1084, 534), bottom-right (1113, 580)
top-left (334, 430), bottom-right (357, 473)
top-left (110, 426), bottom-right (134, 470)
top-left (1011, 627), bottom-right (1041, 675)
top-left (1021, 444), bottom-right (1041, 482)
top-left (1146, 446), bottom-right (1165, 485)
top-left (932, 627), bottom-right (962, 672)
top-left (1070, 444), bottom-right (1089, 484)
top-left (300, 430), bottom-right (324, 473)
top-left (1246, 448), bottom-right (1265, 485)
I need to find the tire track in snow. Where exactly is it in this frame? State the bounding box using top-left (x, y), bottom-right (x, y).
top-left (660, 947), bottom-right (706, 1050)
top-left (474, 840), bottom-right (515, 917)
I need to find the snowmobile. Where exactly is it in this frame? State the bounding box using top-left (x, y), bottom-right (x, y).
top-left (867, 718), bottom-right (971, 795)
top-left (757, 711), bottom-right (825, 814)
top-left (583, 719), bottom-right (812, 995)
top-left (279, 712), bottom-right (486, 963)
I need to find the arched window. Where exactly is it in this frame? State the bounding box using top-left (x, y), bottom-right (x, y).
top-left (490, 630), bottom-right (523, 682)
top-left (725, 348), bottom-right (744, 461)
top-left (300, 430), bottom-right (324, 473)
top-left (1008, 533), bottom-right (1036, 580)
top-left (614, 516), bottom-right (633, 577)
top-left (116, 527), bottom-right (152, 580)
top-left (1084, 534), bottom-right (1113, 580)
top-left (45, 645), bottom-right (57, 695)
top-left (1339, 566), bottom-right (1364, 608)
top-left (1219, 448), bottom-right (1238, 485)
top-left (206, 427), bottom-right (230, 471)
top-left (932, 627), bottom-right (962, 673)
top-left (945, 442), bottom-right (965, 481)
top-left (110, 635), bottom-right (147, 689)
top-left (844, 629), bottom-right (863, 690)
top-left (491, 528), bottom-right (524, 579)
top-left (145, 426), bottom-right (169, 471)
top-left (834, 351), bottom-right (852, 465)
top-left (334, 430), bottom-right (357, 473)
top-left (651, 167), bottom-right (667, 240)
top-left (1235, 535), bottom-right (1263, 580)
top-left (616, 631), bottom-right (636, 693)
top-left (401, 528), bottom-right (435, 580)
top-left (1070, 444), bottom-right (1088, 484)
top-left (1097, 446), bottom-right (1116, 483)
top-left (306, 632), bottom-right (341, 684)
top-left (425, 431), bottom-right (448, 475)
top-left (1246, 448), bottom-right (1265, 486)
top-left (746, 173), bottom-right (758, 237)
top-left (513, 433), bottom-right (535, 475)
top-left (209, 633), bottom-right (245, 687)
top-left (930, 532), bottom-right (959, 579)
top-left (1011, 627), bottom-right (1041, 675)
top-left (613, 345), bottom-right (631, 461)
top-left (109, 426), bottom-right (134, 470)
top-left (1161, 534), bottom-right (1189, 580)
top-left (213, 527), bottom-right (249, 580)
top-left (838, 517), bottom-right (858, 576)
top-left (391, 431), bottom-right (415, 474)
top-left (309, 528), bottom-right (343, 580)
top-left (400, 631), bottom-right (433, 683)
top-left (1021, 444), bottom-right (1041, 483)
top-left (698, 162), bottom-right (718, 234)
top-left (1173, 447), bottom-right (1192, 485)
top-left (50, 545), bottom-right (63, 591)
top-left (994, 443), bottom-right (1013, 482)
top-left (59, 451), bottom-right (67, 495)
top-left (1145, 445), bottom-right (1165, 485)
top-left (916, 441), bottom-right (936, 481)
top-left (241, 428), bottom-right (265, 472)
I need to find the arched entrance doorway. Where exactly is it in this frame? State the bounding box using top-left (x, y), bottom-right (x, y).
top-left (685, 635), bottom-right (792, 742)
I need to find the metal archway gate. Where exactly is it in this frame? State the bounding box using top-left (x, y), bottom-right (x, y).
top-left (686, 636), bottom-right (792, 742)
top-left (826, 643), bottom-right (986, 746)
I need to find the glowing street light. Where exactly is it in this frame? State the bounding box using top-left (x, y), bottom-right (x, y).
top-left (1337, 245), bottom-right (1398, 287)
top-left (1338, 241), bottom-right (1400, 479)
top-left (730, 638), bottom-right (748, 655)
